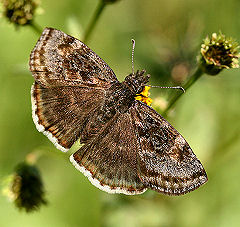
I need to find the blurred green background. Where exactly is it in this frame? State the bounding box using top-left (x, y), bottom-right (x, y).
top-left (0, 0), bottom-right (240, 226)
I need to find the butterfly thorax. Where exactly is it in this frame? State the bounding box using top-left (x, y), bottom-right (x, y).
top-left (97, 70), bottom-right (150, 123)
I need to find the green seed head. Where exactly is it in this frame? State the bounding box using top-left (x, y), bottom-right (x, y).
top-left (1, 0), bottom-right (38, 26)
top-left (198, 32), bottom-right (240, 75)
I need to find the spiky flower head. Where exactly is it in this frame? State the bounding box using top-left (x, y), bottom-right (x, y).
top-left (1, 0), bottom-right (38, 26)
top-left (198, 32), bottom-right (240, 75)
top-left (3, 162), bottom-right (47, 212)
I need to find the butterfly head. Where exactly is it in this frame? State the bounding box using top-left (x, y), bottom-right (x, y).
top-left (123, 70), bottom-right (150, 95)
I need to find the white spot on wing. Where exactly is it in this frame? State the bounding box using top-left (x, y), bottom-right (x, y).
top-left (161, 121), bottom-right (169, 128)
top-left (175, 135), bottom-right (186, 146)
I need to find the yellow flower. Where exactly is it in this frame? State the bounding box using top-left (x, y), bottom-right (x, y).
top-left (135, 86), bottom-right (153, 106)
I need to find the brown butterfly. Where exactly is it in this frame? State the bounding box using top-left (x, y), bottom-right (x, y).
top-left (29, 28), bottom-right (207, 195)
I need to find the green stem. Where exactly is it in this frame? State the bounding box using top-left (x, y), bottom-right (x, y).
top-left (162, 67), bottom-right (204, 116)
top-left (25, 146), bottom-right (68, 165)
top-left (29, 21), bottom-right (42, 35)
top-left (83, 1), bottom-right (106, 43)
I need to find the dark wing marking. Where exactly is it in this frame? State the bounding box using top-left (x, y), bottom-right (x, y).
top-left (130, 101), bottom-right (208, 195)
top-left (70, 111), bottom-right (147, 195)
top-left (29, 27), bottom-right (118, 88)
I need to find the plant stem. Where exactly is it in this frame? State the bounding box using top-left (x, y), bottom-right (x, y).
top-left (30, 21), bottom-right (42, 35)
top-left (162, 67), bottom-right (204, 116)
top-left (83, 1), bottom-right (106, 43)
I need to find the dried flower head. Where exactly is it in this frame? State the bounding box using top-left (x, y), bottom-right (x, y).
top-left (1, 0), bottom-right (38, 26)
top-left (7, 162), bottom-right (47, 212)
top-left (198, 32), bottom-right (240, 75)
top-left (135, 86), bottom-right (153, 106)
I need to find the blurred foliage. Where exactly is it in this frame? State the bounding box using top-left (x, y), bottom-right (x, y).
top-left (0, 0), bottom-right (240, 226)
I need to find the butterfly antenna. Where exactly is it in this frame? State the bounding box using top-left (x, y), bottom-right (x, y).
top-left (131, 39), bottom-right (135, 75)
top-left (147, 85), bottom-right (185, 93)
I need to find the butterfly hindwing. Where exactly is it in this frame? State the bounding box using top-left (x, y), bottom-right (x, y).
top-left (31, 82), bottom-right (108, 151)
top-left (71, 111), bottom-right (147, 195)
top-left (130, 101), bottom-right (208, 195)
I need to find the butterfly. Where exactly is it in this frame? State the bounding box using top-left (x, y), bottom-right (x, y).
top-left (29, 27), bottom-right (207, 195)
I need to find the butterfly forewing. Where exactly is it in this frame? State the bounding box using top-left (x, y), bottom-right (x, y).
top-left (30, 27), bottom-right (118, 88)
top-left (130, 101), bottom-right (208, 195)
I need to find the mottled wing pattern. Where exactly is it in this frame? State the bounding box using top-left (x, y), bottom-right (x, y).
top-left (70, 111), bottom-right (147, 195)
top-left (30, 28), bottom-right (119, 151)
top-left (130, 101), bottom-right (208, 195)
top-left (30, 27), bottom-right (118, 88)
top-left (31, 83), bottom-right (106, 151)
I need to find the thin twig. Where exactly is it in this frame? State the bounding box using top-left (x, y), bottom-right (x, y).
top-left (30, 21), bottom-right (43, 35)
top-left (83, 1), bottom-right (106, 43)
top-left (162, 67), bottom-right (203, 116)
